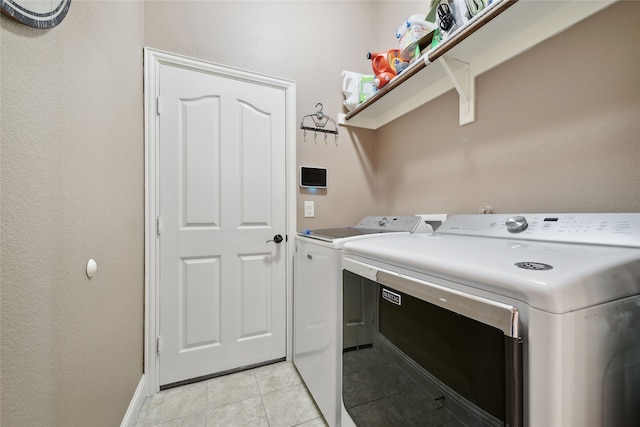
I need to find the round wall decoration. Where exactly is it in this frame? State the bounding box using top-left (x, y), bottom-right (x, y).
top-left (1, 0), bottom-right (71, 28)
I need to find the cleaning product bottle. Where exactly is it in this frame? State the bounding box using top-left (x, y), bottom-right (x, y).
top-left (373, 72), bottom-right (394, 89)
top-left (366, 49), bottom-right (408, 88)
top-left (341, 71), bottom-right (361, 111)
top-left (359, 74), bottom-right (376, 102)
top-left (367, 49), bottom-right (407, 76)
top-left (341, 71), bottom-right (376, 110)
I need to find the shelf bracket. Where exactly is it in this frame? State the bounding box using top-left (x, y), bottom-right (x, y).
top-left (439, 56), bottom-right (475, 125)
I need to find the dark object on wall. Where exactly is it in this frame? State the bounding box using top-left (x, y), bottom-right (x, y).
top-left (1, 0), bottom-right (71, 28)
top-left (300, 167), bottom-right (328, 188)
top-left (300, 103), bottom-right (339, 143)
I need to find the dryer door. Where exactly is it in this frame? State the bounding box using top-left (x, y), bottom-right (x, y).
top-left (342, 257), bottom-right (523, 427)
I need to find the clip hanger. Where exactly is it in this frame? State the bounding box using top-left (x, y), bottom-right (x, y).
top-left (300, 103), bottom-right (339, 144)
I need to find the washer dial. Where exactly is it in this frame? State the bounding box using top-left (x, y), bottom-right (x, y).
top-left (506, 216), bottom-right (528, 233)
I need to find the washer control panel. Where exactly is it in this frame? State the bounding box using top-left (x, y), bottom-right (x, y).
top-left (438, 213), bottom-right (640, 247)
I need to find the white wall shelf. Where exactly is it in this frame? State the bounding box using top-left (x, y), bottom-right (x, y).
top-left (338, 0), bottom-right (617, 130)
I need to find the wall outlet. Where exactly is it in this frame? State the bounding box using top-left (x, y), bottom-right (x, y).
top-left (304, 201), bottom-right (315, 218)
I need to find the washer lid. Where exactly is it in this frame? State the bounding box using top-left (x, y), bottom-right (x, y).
top-left (342, 233), bottom-right (640, 314)
top-left (298, 215), bottom-right (423, 242)
top-left (298, 227), bottom-right (389, 241)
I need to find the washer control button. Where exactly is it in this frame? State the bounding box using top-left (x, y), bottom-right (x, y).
top-left (506, 216), bottom-right (528, 233)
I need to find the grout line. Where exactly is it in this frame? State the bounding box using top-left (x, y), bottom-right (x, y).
top-left (138, 362), bottom-right (325, 427)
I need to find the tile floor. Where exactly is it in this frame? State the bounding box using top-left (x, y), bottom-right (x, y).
top-left (135, 361), bottom-right (328, 427)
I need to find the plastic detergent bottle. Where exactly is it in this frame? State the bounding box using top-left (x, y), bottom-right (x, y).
top-left (341, 71), bottom-right (376, 110)
top-left (366, 49), bottom-right (405, 76)
top-left (373, 72), bottom-right (394, 89)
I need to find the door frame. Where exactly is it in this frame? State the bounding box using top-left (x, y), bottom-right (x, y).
top-left (143, 47), bottom-right (297, 395)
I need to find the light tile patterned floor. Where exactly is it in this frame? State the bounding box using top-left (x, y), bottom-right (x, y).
top-left (135, 361), bottom-right (328, 427)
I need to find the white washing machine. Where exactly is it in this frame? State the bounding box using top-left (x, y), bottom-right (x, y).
top-left (341, 213), bottom-right (640, 426)
top-left (293, 216), bottom-right (439, 427)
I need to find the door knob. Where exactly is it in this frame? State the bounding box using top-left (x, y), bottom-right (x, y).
top-left (266, 234), bottom-right (283, 244)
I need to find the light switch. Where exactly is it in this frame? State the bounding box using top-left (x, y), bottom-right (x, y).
top-left (304, 201), bottom-right (315, 218)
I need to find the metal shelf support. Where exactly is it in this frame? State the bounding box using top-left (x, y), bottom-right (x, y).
top-left (439, 56), bottom-right (475, 125)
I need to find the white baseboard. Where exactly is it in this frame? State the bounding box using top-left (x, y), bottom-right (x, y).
top-left (121, 374), bottom-right (148, 427)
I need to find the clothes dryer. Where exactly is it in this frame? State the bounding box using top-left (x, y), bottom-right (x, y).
top-left (341, 213), bottom-right (640, 426)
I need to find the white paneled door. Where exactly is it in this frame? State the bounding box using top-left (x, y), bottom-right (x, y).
top-left (157, 62), bottom-right (287, 386)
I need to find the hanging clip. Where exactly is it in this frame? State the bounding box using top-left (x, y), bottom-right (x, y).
top-left (300, 102), bottom-right (339, 144)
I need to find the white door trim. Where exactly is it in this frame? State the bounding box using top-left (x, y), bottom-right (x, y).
top-left (143, 47), bottom-right (296, 395)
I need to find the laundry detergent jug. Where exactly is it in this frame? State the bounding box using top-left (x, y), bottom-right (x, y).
top-left (367, 49), bottom-right (404, 75)
top-left (366, 49), bottom-right (408, 88)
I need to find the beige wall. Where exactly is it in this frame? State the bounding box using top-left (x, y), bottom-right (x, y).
top-left (1, 2), bottom-right (144, 426)
top-left (374, 1), bottom-right (640, 216)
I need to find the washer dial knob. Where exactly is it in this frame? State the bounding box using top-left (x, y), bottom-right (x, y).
top-left (506, 216), bottom-right (528, 233)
